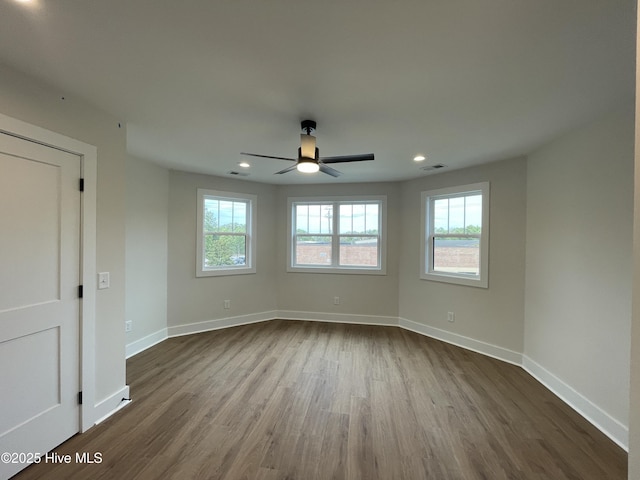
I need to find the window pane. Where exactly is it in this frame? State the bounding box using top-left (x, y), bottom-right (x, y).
top-left (295, 235), bottom-right (332, 265)
top-left (296, 204), bottom-right (309, 233)
top-left (339, 204), bottom-right (352, 234)
top-left (448, 197), bottom-right (465, 233)
top-left (351, 204), bottom-right (366, 234)
top-left (433, 236), bottom-right (479, 275)
top-left (339, 237), bottom-right (378, 267)
top-left (296, 204), bottom-right (333, 234)
top-left (433, 198), bottom-right (449, 233)
top-left (465, 195), bottom-right (482, 234)
top-left (218, 201), bottom-right (233, 230)
top-left (340, 203), bottom-right (378, 235)
top-left (365, 204), bottom-right (379, 234)
top-left (204, 198), bottom-right (219, 231)
top-left (232, 201), bottom-right (247, 233)
top-left (204, 234), bottom-right (246, 267)
top-left (308, 204), bottom-right (321, 233)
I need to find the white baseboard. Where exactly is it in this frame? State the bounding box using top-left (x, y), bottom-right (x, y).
top-left (166, 310), bottom-right (396, 338)
top-left (276, 310), bottom-right (398, 327)
top-left (167, 310), bottom-right (278, 337)
top-left (398, 317), bottom-right (522, 366)
top-left (91, 385), bottom-right (131, 426)
top-left (126, 328), bottom-right (168, 359)
top-left (522, 355), bottom-right (628, 451)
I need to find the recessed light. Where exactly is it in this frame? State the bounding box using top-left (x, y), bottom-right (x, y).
top-left (238, 161), bottom-right (250, 168)
top-left (413, 155), bottom-right (426, 162)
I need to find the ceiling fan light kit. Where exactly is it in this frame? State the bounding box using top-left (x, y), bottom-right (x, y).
top-left (240, 120), bottom-right (374, 177)
top-left (297, 157), bottom-right (320, 173)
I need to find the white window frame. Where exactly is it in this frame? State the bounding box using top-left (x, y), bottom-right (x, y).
top-left (287, 195), bottom-right (387, 275)
top-left (420, 182), bottom-right (489, 288)
top-left (196, 189), bottom-right (257, 277)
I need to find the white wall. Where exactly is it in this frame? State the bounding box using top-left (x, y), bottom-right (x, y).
top-left (167, 171), bottom-right (278, 330)
top-left (275, 182), bottom-right (401, 320)
top-left (0, 63), bottom-right (127, 403)
top-left (525, 104), bottom-right (634, 445)
top-left (398, 158), bottom-right (527, 357)
top-left (125, 156), bottom-right (169, 352)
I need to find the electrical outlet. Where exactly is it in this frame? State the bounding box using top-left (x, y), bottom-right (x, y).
top-left (447, 312), bottom-right (455, 323)
top-left (333, 296), bottom-right (340, 305)
top-left (224, 299), bottom-right (231, 309)
top-left (125, 320), bottom-right (133, 332)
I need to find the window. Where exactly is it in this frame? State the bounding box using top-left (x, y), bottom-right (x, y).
top-left (421, 182), bottom-right (489, 287)
top-left (196, 189), bottom-right (256, 277)
top-left (288, 196), bottom-right (386, 274)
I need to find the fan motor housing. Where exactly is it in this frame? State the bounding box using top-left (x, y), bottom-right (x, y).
top-left (301, 119), bottom-right (316, 133)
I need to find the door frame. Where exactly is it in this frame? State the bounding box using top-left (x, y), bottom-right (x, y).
top-left (0, 112), bottom-right (97, 432)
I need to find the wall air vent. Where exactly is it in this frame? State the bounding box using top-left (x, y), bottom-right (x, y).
top-left (227, 171), bottom-right (249, 176)
top-left (421, 163), bottom-right (447, 171)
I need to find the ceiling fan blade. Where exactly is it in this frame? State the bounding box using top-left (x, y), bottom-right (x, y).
top-left (240, 152), bottom-right (296, 162)
top-left (319, 164), bottom-right (341, 177)
top-left (319, 153), bottom-right (375, 164)
top-left (274, 164), bottom-right (298, 175)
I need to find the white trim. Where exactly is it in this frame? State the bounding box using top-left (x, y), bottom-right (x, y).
top-left (522, 355), bottom-right (629, 451)
top-left (126, 328), bottom-right (169, 359)
top-left (277, 310), bottom-right (398, 327)
top-left (91, 386), bottom-right (131, 426)
top-left (196, 189), bottom-right (257, 277)
top-left (420, 182), bottom-right (490, 288)
top-left (80, 145), bottom-right (98, 432)
top-left (165, 310), bottom-right (397, 339)
top-left (398, 317), bottom-right (522, 366)
top-left (287, 195), bottom-right (387, 275)
top-left (0, 113), bottom-right (99, 433)
top-left (167, 311), bottom-right (278, 337)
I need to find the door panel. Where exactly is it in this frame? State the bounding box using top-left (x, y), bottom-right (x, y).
top-left (0, 132), bottom-right (81, 479)
top-left (0, 327), bottom-right (60, 435)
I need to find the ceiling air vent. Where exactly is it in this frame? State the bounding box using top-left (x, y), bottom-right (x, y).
top-left (227, 171), bottom-right (249, 177)
top-left (421, 163), bottom-right (446, 171)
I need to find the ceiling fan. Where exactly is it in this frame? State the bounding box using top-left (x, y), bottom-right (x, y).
top-left (241, 120), bottom-right (374, 177)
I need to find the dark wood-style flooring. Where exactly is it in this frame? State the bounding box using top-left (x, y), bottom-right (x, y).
top-left (14, 320), bottom-right (627, 479)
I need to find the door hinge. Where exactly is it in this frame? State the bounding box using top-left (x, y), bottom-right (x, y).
top-left (79, 178), bottom-right (85, 192)
top-left (78, 285), bottom-right (83, 298)
top-left (78, 391), bottom-right (83, 405)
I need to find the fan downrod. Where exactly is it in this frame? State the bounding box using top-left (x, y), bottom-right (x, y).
top-left (301, 119), bottom-right (316, 135)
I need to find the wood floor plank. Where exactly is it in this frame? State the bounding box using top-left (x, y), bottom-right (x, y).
top-left (13, 320), bottom-right (627, 480)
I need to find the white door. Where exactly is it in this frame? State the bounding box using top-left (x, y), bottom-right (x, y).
top-left (0, 132), bottom-right (81, 479)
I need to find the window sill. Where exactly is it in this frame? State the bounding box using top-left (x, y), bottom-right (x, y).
top-left (287, 265), bottom-right (386, 275)
top-left (420, 271), bottom-right (488, 288)
top-left (197, 266), bottom-right (256, 278)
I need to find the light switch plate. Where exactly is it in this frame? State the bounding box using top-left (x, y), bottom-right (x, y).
top-left (98, 272), bottom-right (110, 289)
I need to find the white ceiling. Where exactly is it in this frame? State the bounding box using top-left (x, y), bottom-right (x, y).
top-left (0, 0), bottom-right (634, 184)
